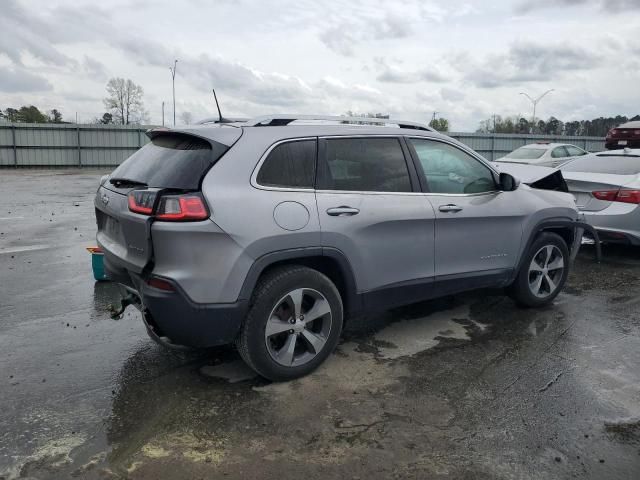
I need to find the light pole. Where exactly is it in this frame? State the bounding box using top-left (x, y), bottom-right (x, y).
top-left (169, 59), bottom-right (178, 126)
top-left (520, 89), bottom-right (554, 133)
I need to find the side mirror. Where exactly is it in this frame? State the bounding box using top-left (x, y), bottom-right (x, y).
top-left (499, 172), bottom-right (520, 191)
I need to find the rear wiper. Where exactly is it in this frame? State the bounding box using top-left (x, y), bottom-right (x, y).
top-left (109, 177), bottom-right (148, 187)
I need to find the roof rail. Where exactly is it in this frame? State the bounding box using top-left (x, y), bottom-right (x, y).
top-left (243, 114), bottom-right (435, 132)
top-left (196, 116), bottom-right (248, 125)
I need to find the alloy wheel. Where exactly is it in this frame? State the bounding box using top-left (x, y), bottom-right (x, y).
top-left (528, 245), bottom-right (565, 298)
top-left (264, 288), bottom-right (333, 367)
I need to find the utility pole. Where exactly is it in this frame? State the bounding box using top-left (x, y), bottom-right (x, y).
top-left (162, 101), bottom-right (165, 126)
top-left (169, 59), bottom-right (178, 126)
top-left (520, 89), bottom-right (554, 133)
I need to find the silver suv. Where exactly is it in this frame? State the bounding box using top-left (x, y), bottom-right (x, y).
top-left (95, 115), bottom-right (588, 381)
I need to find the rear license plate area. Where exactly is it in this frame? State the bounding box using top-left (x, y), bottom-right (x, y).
top-left (618, 140), bottom-right (628, 145)
top-left (103, 214), bottom-right (121, 239)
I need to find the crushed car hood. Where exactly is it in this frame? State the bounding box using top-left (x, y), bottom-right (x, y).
top-left (493, 162), bottom-right (568, 192)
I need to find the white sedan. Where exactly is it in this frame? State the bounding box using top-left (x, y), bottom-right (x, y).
top-left (497, 142), bottom-right (589, 168)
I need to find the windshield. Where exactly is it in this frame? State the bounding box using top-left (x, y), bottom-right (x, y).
top-left (562, 155), bottom-right (640, 175)
top-left (109, 133), bottom-right (228, 190)
top-left (504, 147), bottom-right (546, 160)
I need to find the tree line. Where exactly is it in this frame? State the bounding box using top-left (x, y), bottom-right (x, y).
top-left (0, 77), bottom-right (148, 126)
top-left (476, 114), bottom-right (640, 136)
top-left (0, 106), bottom-right (64, 124)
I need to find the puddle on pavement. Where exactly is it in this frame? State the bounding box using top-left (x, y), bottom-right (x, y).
top-left (370, 305), bottom-right (487, 359)
top-left (200, 360), bottom-right (257, 383)
top-left (199, 304), bottom-right (490, 385)
top-left (6, 433), bottom-right (87, 480)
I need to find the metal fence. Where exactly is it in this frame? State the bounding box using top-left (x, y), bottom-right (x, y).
top-left (0, 123), bottom-right (152, 167)
top-left (0, 122), bottom-right (606, 167)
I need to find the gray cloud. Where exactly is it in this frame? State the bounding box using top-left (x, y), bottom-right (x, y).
top-left (318, 11), bottom-right (412, 56)
top-left (516, 0), bottom-right (640, 13)
top-left (0, 1), bottom-right (76, 66)
top-left (458, 42), bottom-right (602, 88)
top-left (82, 56), bottom-right (108, 80)
top-left (440, 87), bottom-right (465, 102)
top-left (0, 67), bottom-right (52, 93)
top-left (374, 57), bottom-right (447, 84)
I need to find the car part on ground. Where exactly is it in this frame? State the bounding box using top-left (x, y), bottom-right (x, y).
top-left (95, 114), bottom-right (586, 381)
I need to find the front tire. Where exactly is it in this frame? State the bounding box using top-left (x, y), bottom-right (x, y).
top-left (507, 232), bottom-right (569, 308)
top-left (236, 266), bottom-right (343, 381)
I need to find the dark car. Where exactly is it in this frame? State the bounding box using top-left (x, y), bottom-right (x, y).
top-left (605, 121), bottom-right (640, 150)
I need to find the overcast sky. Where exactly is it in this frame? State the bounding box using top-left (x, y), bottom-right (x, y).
top-left (1, 0), bottom-right (639, 130)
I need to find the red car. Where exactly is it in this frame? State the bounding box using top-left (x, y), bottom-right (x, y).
top-left (606, 121), bottom-right (640, 150)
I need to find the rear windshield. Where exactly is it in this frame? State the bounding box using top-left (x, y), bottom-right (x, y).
top-left (505, 147), bottom-right (546, 160)
top-left (109, 133), bottom-right (228, 190)
top-left (562, 155), bottom-right (640, 175)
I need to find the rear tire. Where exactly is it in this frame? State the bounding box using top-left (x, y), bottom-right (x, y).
top-left (236, 265), bottom-right (343, 381)
top-left (507, 232), bottom-right (569, 308)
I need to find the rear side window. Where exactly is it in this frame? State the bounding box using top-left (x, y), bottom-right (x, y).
top-left (318, 137), bottom-right (411, 192)
top-left (566, 146), bottom-right (586, 156)
top-left (257, 140), bottom-right (316, 188)
top-left (506, 147), bottom-right (545, 160)
top-left (110, 133), bottom-right (227, 190)
top-left (551, 146), bottom-right (569, 158)
top-left (562, 155), bottom-right (640, 175)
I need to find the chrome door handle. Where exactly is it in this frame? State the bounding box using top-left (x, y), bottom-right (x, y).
top-left (438, 204), bottom-right (463, 213)
top-left (326, 206), bottom-right (360, 216)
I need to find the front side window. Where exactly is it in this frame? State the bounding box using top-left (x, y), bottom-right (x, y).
top-left (257, 139), bottom-right (316, 188)
top-left (318, 137), bottom-right (411, 192)
top-left (410, 139), bottom-right (496, 194)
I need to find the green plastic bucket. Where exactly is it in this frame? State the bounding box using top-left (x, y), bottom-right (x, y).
top-left (87, 247), bottom-right (108, 281)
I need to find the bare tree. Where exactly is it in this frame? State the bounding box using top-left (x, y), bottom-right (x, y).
top-left (180, 111), bottom-right (193, 125)
top-left (103, 78), bottom-right (145, 125)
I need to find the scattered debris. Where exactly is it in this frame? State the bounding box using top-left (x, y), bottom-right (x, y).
top-left (539, 369), bottom-right (574, 393)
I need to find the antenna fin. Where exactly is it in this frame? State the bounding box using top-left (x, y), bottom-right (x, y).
top-left (212, 89), bottom-right (223, 122)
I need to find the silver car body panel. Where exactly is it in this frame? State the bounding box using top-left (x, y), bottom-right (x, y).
top-left (97, 123), bottom-right (581, 307)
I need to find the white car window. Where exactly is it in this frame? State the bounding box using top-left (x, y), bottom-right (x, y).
top-left (551, 146), bottom-right (569, 158)
top-left (566, 146), bottom-right (587, 156)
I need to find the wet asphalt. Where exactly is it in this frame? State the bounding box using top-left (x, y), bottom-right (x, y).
top-left (1, 169), bottom-right (639, 480)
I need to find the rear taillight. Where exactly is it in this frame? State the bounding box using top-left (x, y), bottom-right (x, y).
top-left (592, 189), bottom-right (640, 204)
top-left (592, 190), bottom-right (618, 201)
top-left (156, 194), bottom-right (209, 221)
top-left (606, 129), bottom-right (614, 138)
top-left (615, 189), bottom-right (640, 204)
top-left (635, 130), bottom-right (640, 135)
top-left (128, 190), bottom-right (157, 214)
top-left (128, 190), bottom-right (209, 221)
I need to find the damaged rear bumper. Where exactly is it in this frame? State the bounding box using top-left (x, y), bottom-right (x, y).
top-left (103, 256), bottom-right (247, 349)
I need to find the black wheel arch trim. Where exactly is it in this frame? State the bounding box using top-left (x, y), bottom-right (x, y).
top-left (512, 219), bottom-right (600, 283)
top-left (238, 247), bottom-right (362, 315)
